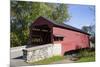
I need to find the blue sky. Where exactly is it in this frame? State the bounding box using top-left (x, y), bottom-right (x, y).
top-left (64, 4), bottom-right (95, 29)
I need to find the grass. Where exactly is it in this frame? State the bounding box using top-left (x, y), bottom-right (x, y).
top-left (31, 56), bottom-right (64, 65)
top-left (77, 56), bottom-right (95, 62)
top-left (76, 48), bottom-right (95, 62)
top-left (29, 48), bottom-right (95, 64)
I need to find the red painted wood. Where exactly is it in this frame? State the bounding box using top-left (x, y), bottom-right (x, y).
top-left (31, 17), bottom-right (90, 56)
top-left (53, 27), bottom-right (89, 55)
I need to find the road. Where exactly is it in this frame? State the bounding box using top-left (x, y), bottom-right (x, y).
top-left (10, 46), bottom-right (32, 67)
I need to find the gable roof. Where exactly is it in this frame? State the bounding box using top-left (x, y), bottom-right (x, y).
top-left (33, 16), bottom-right (90, 35)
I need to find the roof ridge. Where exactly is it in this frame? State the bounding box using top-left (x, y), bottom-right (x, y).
top-left (36, 16), bottom-right (89, 35)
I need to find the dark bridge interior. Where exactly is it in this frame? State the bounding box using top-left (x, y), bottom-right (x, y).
top-left (29, 25), bottom-right (52, 46)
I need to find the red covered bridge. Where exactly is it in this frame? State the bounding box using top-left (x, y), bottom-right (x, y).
top-left (28, 16), bottom-right (90, 56)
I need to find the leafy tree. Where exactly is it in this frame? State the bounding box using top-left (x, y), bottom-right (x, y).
top-left (51, 4), bottom-right (70, 23)
top-left (10, 32), bottom-right (21, 47)
top-left (82, 24), bottom-right (95, 44)
top-left (10, 1), bottom-right (70, 47)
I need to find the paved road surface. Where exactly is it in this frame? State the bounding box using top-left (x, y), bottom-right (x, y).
top-left (10, 46), bottom-right (33, 67)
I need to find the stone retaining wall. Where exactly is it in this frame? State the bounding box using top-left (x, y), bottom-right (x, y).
top-left (23, 43), bottom-right (62, 62)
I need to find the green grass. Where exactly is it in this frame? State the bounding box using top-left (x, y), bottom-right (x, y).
top-left (31, 56), bottom-right (64, 65)
top-left (77, 56), bottom-right (95, 62)
top-left (76, 48), bottom-right (95, 62)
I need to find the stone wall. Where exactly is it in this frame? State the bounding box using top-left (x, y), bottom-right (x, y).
top-left (23, 43), bottom-right (62, 63)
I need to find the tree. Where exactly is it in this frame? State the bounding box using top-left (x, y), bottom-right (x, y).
top-left (82, 24), bottom-right (95, 44)
top-left (10, 1), bottom-right (70, 47)
top-left (51, 4), bottom-right (70, 23)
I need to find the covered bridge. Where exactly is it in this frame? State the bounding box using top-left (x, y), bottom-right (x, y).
top-left (23, 16), bottom-right (90, 62)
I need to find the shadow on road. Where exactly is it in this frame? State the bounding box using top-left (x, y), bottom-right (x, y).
top-left (13, 56), bottom-right (23, 60)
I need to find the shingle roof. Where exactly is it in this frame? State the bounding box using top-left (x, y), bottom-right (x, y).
top-left (36, 16), bottom-right (90, 35)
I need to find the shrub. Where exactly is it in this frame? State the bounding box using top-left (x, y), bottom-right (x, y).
top-left (78, 48), bottom-right (95, 58)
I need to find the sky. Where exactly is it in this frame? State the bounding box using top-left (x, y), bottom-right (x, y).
top-left (64, 4), bottom-right (95, 29)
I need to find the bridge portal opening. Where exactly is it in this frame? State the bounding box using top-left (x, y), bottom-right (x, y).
top-left (28, 25), bottom-right (52, 47)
